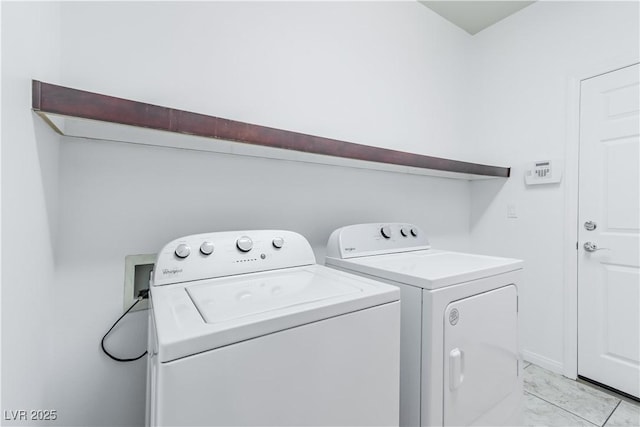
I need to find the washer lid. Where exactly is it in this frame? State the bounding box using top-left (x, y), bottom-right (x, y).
top-left (326, 250), bottom-right (523, 290)
top-left (187, 270), bottom-right (361, 323)
top-left (151, 265), bottom-right (399, 362)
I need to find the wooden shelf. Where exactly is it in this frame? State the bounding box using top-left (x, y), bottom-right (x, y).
top-left (32, 80), bottom-right (510, 180)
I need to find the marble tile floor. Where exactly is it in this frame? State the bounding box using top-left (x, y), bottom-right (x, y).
top-left (523, 362), bottom-right (640, 426)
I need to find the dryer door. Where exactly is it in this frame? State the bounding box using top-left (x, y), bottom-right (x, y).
top-left (443, 285), bottom-right (520, 426)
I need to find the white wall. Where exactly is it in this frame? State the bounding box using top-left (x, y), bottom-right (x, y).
top-left (31, 2), bottom-right (472, 426)
top-left (0, 1), bottom-right (62, 423)
top-left (60, 1), bottom-right (473, 161)
top-left (467, 1), bottom-right (639, 372)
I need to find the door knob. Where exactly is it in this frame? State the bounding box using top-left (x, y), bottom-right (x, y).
top-left (584, 242), bottom-right (610, 252)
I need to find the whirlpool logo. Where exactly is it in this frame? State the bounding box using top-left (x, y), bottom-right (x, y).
top-left (449, 308), bottom-right (460, 326)
top-left (162, 268), bottom-right (183, 276)
top-left (345, 247), bottom-right (357, 252)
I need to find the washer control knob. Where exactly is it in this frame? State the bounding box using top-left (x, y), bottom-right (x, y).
top-left (410, 227), bottom-right (419, 237)
top-left (236, 236), bottom-right (253, 252)
top-left (400, 227), bottom-right (409, 237)
top-left (380, 226), bottom-right (392, 239)
top-left (175, 243), bottom-right (191, 259)
top-left (200, 241), bottom-right (214, 255)
top-left (272, 237), bottom-right (284, 249)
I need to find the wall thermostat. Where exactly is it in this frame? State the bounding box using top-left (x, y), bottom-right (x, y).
top-left (525, 160), bottom-right (562, 185)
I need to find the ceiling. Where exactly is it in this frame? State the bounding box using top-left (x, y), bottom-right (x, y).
top-left (419, 1), bottom-right (536, 35)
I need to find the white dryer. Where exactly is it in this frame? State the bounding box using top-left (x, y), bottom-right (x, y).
top-left (146, 230), bottom-right (400, 427)
top-left (325, 223), bottom-right (523, 427)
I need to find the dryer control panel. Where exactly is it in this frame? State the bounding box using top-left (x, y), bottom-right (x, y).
top-left (153, 230), bottom-right (316, 286)
top-left (326, 223), bottom-right (430, 259)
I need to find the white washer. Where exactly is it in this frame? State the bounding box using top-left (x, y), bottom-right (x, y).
top-left (146, 230), bottom-right (400, 427)
top-left (325, 223), bottom-right (524, 427)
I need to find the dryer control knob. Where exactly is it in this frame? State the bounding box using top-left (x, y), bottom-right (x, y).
top-left (272, 237), bottom-right (284, 249)
top-left (400, 227), bottom-right (409, 237)
top-left (200, 241), bottom-right (214, 255)
top-left (175, 243), bottom-right (191, 259)
top-left (410, 227), bottom-right (419, 237)
top-left (380, 226), bottom-right (392, 239)
top-left (236, 236), bottom-right (253, 252)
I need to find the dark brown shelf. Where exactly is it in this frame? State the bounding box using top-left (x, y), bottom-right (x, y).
top-left (32, 80), bottom-right (510, 179)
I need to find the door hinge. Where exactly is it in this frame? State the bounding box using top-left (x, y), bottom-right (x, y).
top-left (576, 241), bottom-right (578, 250)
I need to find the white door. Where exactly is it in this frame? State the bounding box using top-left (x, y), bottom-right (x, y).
top-left (443, 285), bottom-right (520, 426)
top-left (578, 63), bottom-right (640, 399)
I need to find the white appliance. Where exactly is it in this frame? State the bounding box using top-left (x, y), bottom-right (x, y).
top-left (325, 223), bottom-right (523, 427)
top-left (146, 230), bottom-right (401, 427)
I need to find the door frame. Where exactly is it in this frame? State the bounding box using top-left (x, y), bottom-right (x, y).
top-left (563, 55), bottom-right (640, 380)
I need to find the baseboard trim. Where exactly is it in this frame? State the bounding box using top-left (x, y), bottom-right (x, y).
top-left (522, 350), bottom-right (563, 375)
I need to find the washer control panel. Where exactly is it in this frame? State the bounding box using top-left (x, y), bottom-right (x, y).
top-left (326, 223), bottom-right (430, 259)
top-left (174, 243), bottom-right (191, 259)
top-left (200, 241), bottom-right (214, 255)
top-left (236, 236), bottom-right (253, 253)
top-left (153, 230), bottom-right (315, 286)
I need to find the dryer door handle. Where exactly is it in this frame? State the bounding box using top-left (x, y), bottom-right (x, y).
top-left (449, 348), bottom-right (464, 391)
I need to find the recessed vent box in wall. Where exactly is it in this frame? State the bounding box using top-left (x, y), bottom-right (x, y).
top-left (525, 160), bottom-right (562, 185)
top-left (124, 254), bottom-right (155, 312)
